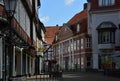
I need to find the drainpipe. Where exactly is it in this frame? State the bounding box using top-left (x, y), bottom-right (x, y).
top-left (0, 36), bottom-right (3, 80)
top-left (20, 48), bottom-right (23, 75)
top-left (12, 46), bottom-right (16, 76)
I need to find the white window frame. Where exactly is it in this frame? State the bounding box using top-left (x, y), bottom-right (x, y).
top-left (99, 0), bottom-right (115, 6)
top-left (81, 38), bottom-right (84, 49)
top-left (102, 32), bottom-right (110, 43)
top-left (56, 35), bottom-right (58, 41)
top-left (86, 38), bottom-right (91, 48)
top-left (74, 40), bottom-right (76, 51)
top-left (98, 31), bottom-right (115, 44)
top-left (77, 39), bottom-right (80, 50)
top-left (77, 24), bottom-right (80, 32)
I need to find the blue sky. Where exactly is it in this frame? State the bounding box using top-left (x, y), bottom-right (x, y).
top-left (38, 0), bottom-right (87, 26)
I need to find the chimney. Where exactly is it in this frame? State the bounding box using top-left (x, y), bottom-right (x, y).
top-left (83, 3), bottom-right (87, 10)
top-left (87, 0), bottom-right (91, 2)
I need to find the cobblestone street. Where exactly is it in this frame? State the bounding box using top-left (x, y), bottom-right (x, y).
top-left (27, 72), bottom-right (120, 81)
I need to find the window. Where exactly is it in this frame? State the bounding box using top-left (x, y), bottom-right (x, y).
top-left (98, 31), bottom-right (115, 44)
top-left (0, 0), bottom-right (3, 3)
top-left (74, 40), bottom-right (76, 51)
top-left (87, 57), bottom-right (91, 67)
top-left (77, 39), bottom-right (80, 50)
top-left (86, 38), bottom-right (91, 48)
top-left (55, 35), bottom-right (58, 41)
top-left (99, 0), bottom-right (115, 6)
top-left (97, 22), bottom-right (116, 44)
top-left (65, 27), bottom-right (67, 31)
top-left (81, 38), bottom-right (84, 49)
top-left (77, 24), bottom-right (81, 32)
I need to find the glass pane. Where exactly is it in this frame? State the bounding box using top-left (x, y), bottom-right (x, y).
top-left (99, 0), bottom-right (115, 6)
top-left (4, 0), bottom-right (17, 11)
top-left (0, 0), bottom-right (3, 2)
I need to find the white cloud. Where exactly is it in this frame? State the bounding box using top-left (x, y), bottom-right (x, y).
top-left (40, 16), bottom-right (50, 23)
top-left (65, 0), bottom-right (75, 5)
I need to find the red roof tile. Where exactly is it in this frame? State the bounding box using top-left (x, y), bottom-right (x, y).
top-left (67, 9), bottom-right (87, 25)
top-left (45, 26), bottom-right (60, 44)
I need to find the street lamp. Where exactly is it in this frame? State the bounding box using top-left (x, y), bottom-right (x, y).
top-left (3, 0), bottom-right (18, 80)
top-left (3, 0), bottom-right (17, 18)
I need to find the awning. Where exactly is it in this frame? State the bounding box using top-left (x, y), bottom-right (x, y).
top-left (110, 52), bottom-right (120, 57)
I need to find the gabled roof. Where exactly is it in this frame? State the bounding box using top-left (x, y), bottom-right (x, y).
top-left (57, 24), bottom-right (73, 41)
top-left (67, 9), bottom-right (87, 25)
top-left (45, 26), bottom-right (61, 44)
top-left (67, 9), bottom-right (88, 34)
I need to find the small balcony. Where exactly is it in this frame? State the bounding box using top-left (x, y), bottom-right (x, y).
top-left (98, 43), bottom-right (115, 49)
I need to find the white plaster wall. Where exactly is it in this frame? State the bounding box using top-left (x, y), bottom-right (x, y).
top-left (15, 0), bottom-right (30, 37)
top-left (90, 11), bottom-right (120, 69)
top-left (33, 23), bottom-right (36, 41)
top-left (35, 0), bottom-right (39, 13)
top-left (30, 0), bottom-right (32, 5)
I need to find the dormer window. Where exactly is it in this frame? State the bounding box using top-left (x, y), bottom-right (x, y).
top-left (55, 35), bottom-right (58, 41)
top-left (99, 0), bottom-right (115, 6)
top-left (77, 24), bottom-right (81, 32)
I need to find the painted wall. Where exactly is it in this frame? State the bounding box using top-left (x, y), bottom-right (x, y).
top-left (15, 0), bottom-right (30, 37)
top-left (89, 10), bottom-right (120, 69)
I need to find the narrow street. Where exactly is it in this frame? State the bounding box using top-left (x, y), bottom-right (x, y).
top-left (27, 72), bottom-right (120, 81)
top-left (1, 0), bottom-right (120, 81)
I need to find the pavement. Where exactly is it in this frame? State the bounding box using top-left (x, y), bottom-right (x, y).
top-left (62, 72), bottom-right (120, 81)
top-left (27, 74), bottom-right (49, 79)
top-left (27, 72), bottom-right (120, 81)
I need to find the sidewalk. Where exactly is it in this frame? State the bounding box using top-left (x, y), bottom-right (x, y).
top-left (62, 72), bottom-right (120, 81)
top-left (27, 74), bottom-right (49, 80)
top-left (27, 72), bottom-right (120, 81)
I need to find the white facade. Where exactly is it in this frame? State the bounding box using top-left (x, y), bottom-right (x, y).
top-left (0, 0), bottom-right (41, 80)
top-left (88, 8), bottom-right (120, 69)
top-left (15, 0), bottom-right (31, 37)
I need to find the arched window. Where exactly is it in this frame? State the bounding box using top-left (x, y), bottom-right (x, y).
top-left (96, 22), bottom-right (117, 44)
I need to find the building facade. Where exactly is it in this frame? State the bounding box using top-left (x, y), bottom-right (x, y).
top-left (53, 8), bottom-right (92, 71)
top-left (41, 0), bottom-right (120, 73)
top-left (43, 26), bottom-right (60, 72)
top-left (0, 0), bottom-right (44, 80)
top-left (87, 0), bottom-right (120, 70)
top-left (36, 21), bottom-right (46, 74)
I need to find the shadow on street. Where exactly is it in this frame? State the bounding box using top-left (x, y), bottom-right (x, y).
top-left (27, 72), bottom-right (120, 81)
top-left (62, 72), bottom-right (120, 81)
